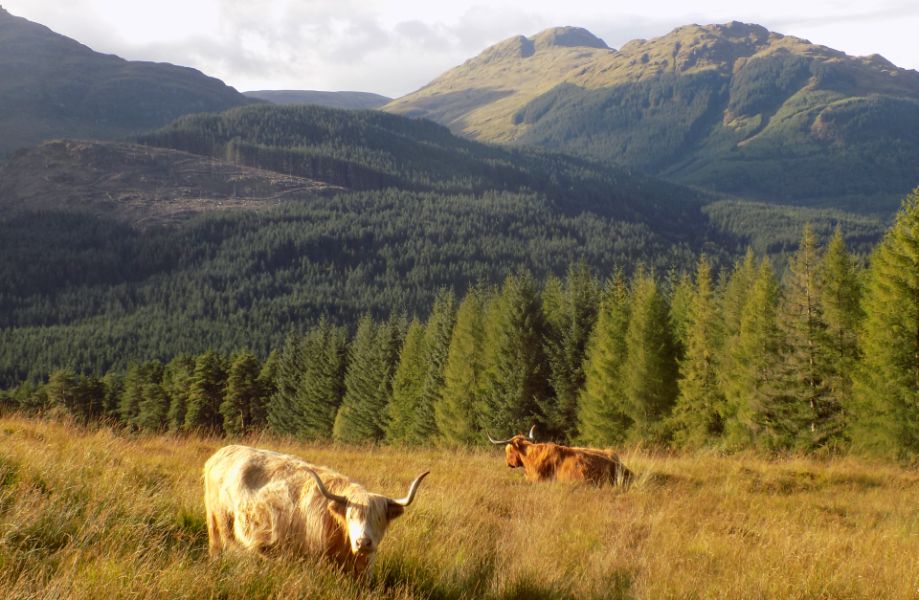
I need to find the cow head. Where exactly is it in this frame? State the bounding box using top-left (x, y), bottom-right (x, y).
top-left (488, 425), bottom-right (536, 469)
top-left (306, 469), bottom-right (429, 564)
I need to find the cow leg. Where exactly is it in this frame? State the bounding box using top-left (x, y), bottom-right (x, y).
top-left (207, 509), bottom-right (222, 557)
top-left (208, 509), bottom-right (235, 557)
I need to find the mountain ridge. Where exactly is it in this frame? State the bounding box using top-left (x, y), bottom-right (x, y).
top-left (386, 22), bottom-right (919, 212)
top-left (0, 7), bottom-right (255, 156)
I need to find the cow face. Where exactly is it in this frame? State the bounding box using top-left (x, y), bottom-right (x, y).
top-left (330, 494), bottom-right (403, 558)
top-left (504, 436), bottom-right (530, 468)
top-left (308, 469), bottom-right (428, 568)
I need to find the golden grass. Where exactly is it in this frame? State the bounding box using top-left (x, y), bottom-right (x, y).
top-left (1, 415), bottom-right (918, 599)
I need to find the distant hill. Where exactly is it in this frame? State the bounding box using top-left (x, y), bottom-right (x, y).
top-left (244, 90), bottom-right (391, 110)
top-left (0, 7), bottom-right (254, 156)
top-left (135, 103), bottom-right (715, 234)
top-left (386, 23), bottom-right (919, 213)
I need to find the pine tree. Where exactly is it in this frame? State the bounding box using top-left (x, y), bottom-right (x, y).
top-left (671, 256), bottom-right (726, 447)
top-left (386, 320), bottom-right (428, 443)
top-left (478, 273), bottom-right (550, 437)
top-left (576, 273), bottom-right (632, 446)
top-left (163, 354), bottom-right (195, 432)
top-left (136, 382), bottom-right (169, 431)
top-left (669, 271), bottom-right (695, 353)
top-left (819, 227), bottom-right (863, 435)
top-left (853, 191), bottom-right (919, 455)
top-left (778, 225), bottom-right (839, 449)
top-left (721, 248), bottom-right (758, 340)
top-left (435, 288), bottom-right (486, 445)
top-left (267, 334), bottom-right (305, 436)
top-left (333, 316), bottom-right (402, 443)
top-left (417, 289), bottom-right (455, 441)
top-left (541, 263), bottom-right (600, 441)
top-left (100, 371), bottom-right (123, 422)
top-left (621, 269), bottom-right (678, 442)
top-left (293, 321), bottom-right (348, 440)
top-left (724, 259), bottom-right (786, 449)
top-left (184, 350), bottom-right (227, 433)
top-left (45, 369), bottom-right (80, 420)
top-left (77, 374), bottom-right (104, 423)
top-left (119, 360), bottom-right (163, 428)
top-left (221, 351), bottom-right (263, 436)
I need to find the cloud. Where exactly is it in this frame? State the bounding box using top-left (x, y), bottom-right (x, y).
top-left (5, 0), bottom-right (918, 97)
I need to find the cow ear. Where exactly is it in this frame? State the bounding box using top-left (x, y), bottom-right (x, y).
top-left (328, 500), bottom-right (347, 518)
top-left (386, 501), bottom-right (405, 520)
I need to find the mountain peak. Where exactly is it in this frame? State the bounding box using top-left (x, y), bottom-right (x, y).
top-left (530, 27), bottom-right (609, 51)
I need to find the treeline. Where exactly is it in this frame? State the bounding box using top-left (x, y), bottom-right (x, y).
top-left (0, 190), bottom-right (701, 387)
top-left (4, 191), bottom-right (918, 455)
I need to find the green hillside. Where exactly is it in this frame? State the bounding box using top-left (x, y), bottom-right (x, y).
top-left (387, 23), bottom-right (919, 213)
top-left (0, 104), bottom-right (886, 385)
top-left (0, 7), bottom-right (254, 156)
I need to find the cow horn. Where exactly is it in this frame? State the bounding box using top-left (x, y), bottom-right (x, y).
top-left (390, 471), bottom-right (430, 507)
top-left (487, 433), bottom-right (514, 445)
top-left (527, 424), bottom-right (536, 440)
top-left (306, 469), bottom-right (348, 505)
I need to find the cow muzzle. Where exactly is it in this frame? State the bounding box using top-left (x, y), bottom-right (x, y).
top-left (354, 537), bottom-right (374, 554)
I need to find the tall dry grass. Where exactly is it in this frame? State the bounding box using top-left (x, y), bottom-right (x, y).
top-left (1, 415), bottom-right (918, 599)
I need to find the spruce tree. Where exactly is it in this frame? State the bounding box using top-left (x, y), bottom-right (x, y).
top-left (119, 360), bottom-right (163, 428)
top-left (778, 225), bottom-right (839, 449)
top-left (417, 290), bottom-right (456, 441)
top-left (184, 350), bottom-right (227, 433)
top-left (721, 248), bottom-right (758, 339)
top-left (333, 316), bottom-right (402, 443)
top-left (853, 191), bottom-right (919, 455)
top-left (671, 257), bottom-right (726, 447)
top-left (77, 374), bottom-right (104, 423)
top-left (221, 351), bottom-right (263, 436)
top-left (669, 271), bottom-right (695, 353)
top-left (576, 273), bottom-right (632, 446)
top-left (163, 354), bottom-right (195, 432)
top-left (100, 371), bottom-right (123, 422)
top-left (541, 263), bottom-right (600, 441)
top-left (293, 321), bottom-right (348, 440)
top-left (136, 383), bottom-right (169, 431)
top-left (386, 320), bottom-right (428, 444)
top-left (478, 273), bottom-right (550, 437)
top-left (45, 369), bottom-right (79, 420)
top-left (267, 334), bottom-right (305, 436)
top-left (435, 288), bottom-right (486, 445)
top-left (621, 269), bottom-right (678, 442)
top-left (724, 260), bottom-right (786, 449)
top-left (819, 227), bottom-right (863, 434)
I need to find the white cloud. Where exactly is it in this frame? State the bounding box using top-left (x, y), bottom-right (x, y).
top-left (3, 0), bottom-right (917, 97)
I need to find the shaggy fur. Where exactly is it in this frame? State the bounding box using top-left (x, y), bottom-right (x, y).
top-left (502, 436), bottom-right (633, 487)
top-left (203, 445), bottom-right (406, 573)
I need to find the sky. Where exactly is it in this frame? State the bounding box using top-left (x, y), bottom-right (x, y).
top-left (4, 0), bottom-right (919, 98)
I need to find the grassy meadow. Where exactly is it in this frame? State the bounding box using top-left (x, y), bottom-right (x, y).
top-left (1, 415), bottom-right (918, 599)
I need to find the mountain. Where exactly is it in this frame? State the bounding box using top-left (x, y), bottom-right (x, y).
top-left (386, 23), bottom-right (919, 213)
top-left (244, 90), bottom-right (391, 110)
top-left (0, 7), bottom-right (254, 156)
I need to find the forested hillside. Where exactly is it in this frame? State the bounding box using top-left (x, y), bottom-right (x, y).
top-left (387, 22), bottom-right (919, 212)
top-left (5, 190), bottom-right (918, 457)
top-left (0, 104), bottom-right (887, 387)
